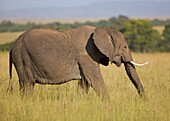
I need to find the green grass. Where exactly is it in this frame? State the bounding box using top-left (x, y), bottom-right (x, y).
top-left (0, 52), bottom-right (170, 121)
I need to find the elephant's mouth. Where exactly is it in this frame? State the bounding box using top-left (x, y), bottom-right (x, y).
top-left (112, 56), bottom-right (122, 67)
top-left (122, 57), bottom-right (148, 67)
top-left (112, 54), bottom-right (148, 67)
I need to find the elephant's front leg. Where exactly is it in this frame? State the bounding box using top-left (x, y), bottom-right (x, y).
top-left (78, 56), bottom-right (110, 101)
top-left (90, 72), bottom-right (110, 101)
top-left (77, 78), bottom-right (90, 95)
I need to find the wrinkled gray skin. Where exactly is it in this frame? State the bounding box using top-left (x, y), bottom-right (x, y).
top-left (8, 26), bottom-right (145, 100)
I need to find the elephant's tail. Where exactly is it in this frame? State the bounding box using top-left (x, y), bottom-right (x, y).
top-left (9, 51), bottom-right (12, 80)
top-left (7, 51), bottom-right (13, 92)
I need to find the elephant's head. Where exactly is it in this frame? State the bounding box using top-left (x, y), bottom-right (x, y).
top-left (93, 27), bottom-right (147, 97)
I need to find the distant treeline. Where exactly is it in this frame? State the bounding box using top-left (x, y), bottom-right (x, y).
top-left (0, 15), bottom-right (170, 52)
top-left (1, 15), bottom-right (170, 32)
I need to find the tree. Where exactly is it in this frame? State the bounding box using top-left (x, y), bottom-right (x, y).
top-left (108, 15), bottom-right (129, 30)
top-left (160, 24), bottom-right (170, 51)
top-left (122, 19), bottom-right (161, 52)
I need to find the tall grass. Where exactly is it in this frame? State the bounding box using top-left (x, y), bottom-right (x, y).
top-left (0, 52), bottom-right (169, 121)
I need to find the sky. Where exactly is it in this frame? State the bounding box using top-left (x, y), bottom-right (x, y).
top-left (0, 0), bottom-right (104, 10)
top-left (0, 0), bottom-right (168, 10)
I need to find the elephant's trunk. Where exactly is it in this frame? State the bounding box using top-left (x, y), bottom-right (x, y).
top-left (124, 62), bottom-right (146, 97)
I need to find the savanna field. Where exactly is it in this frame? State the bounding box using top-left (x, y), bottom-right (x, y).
top-left (0, 32), bottom-right (170, 121)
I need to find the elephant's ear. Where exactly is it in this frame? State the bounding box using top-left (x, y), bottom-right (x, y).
top-left (93, 27), bottom-right (114, 62)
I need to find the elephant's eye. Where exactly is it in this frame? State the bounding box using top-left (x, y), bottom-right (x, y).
top-left (124, 46), bottom-right (127, 49)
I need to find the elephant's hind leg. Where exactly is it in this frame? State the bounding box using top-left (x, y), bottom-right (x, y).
top-left (22, 65), bottom-right (35, 96)
top-left (13, 61), bottom-right (33, 97)
top-left (14, 62), bottom-right (35, 96)
top-left (14, 47), bottom-right (35, 96)
top-left (21, 48), bottom-right (35, 96)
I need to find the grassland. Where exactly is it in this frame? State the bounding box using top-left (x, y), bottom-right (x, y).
top-left (0, 32), bottom-right (23, 44)
top-left (0, 32), bottom-right (170, 121)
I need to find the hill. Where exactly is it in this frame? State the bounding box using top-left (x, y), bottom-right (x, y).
top-left (0, 1), bottom-right (169, 19)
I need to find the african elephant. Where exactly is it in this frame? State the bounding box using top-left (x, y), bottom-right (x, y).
top-left (8, 26), bottom-right (147, 100)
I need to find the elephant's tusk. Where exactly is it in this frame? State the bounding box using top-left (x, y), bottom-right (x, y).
top-left (130, 61), bottom-right (148, 67)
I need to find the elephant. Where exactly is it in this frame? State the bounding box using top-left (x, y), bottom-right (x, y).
top-left (8, 26), bottom-right (147, 100)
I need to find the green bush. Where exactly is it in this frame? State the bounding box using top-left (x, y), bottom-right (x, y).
top-left (159, 24), bottom-right (170, 52)
top-left (122, 19), bottom-right (162, 52)
top-left (0, 41), bottom-right (14, 51)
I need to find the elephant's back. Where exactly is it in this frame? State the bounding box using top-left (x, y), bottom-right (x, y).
top-left (22, 27), bottom-right (76, 63)
top-left (24, 27), bottom-right (70, 55)
top-left (25, 27), bottom-right (68, 43)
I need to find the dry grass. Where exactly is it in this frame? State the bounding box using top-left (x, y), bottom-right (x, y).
top-left (0, 32), bottom-right (23, 44)
top-left (153, 26), bottom-right (165, 35)
top-left (0, 52), bottom-right (170, 121)
top-left (0, 32), bottom-right (169, 121)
